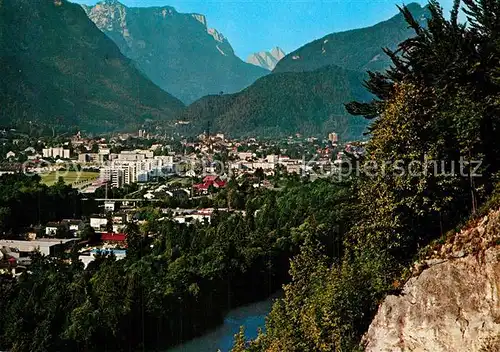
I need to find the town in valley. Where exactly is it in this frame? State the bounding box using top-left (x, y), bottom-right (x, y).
top-left (0, 128), bottom-right (363, 272)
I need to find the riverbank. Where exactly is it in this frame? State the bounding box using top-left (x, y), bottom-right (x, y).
top-left (168, 294), bottom-right (280, 352)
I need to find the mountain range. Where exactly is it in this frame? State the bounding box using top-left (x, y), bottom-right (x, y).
top-left (0, 0), bottom-right (184, 133)
top-left (247, 47), bottom-right (286, 71)
top-left (179, 3), bottom-right (429, 139)
top-left (82, 1), bottom-right (269, 104)
top-left (0, 0), bottom-right (429, 138)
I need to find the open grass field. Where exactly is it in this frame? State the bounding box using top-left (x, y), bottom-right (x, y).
top-left (40, 171), bottom-right (99, 187)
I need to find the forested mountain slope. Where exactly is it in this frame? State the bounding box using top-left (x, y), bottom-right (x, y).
top-left (178, 65), bottom-right (371, 139)
top-left (0, 0), bottom-right (184, 132)
top-left (180, 4), bottom-right (429, 139)
top-left (273, 3), bottom-right (429, 73)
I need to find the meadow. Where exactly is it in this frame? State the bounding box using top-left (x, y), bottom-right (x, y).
top-left (40, 171), bottom-right (99, 187)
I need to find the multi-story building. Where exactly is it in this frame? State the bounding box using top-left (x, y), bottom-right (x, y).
top-left (117, 151), bottom-right (146, 162)
top-left (237, 152), bottom-right (254, 161)
top-left (100, 167), bottom-right (125, 188)
top-left (99, 152), bottom-right (175, 187)
top-left (266, 154), bottom-right (279, 163)
top-left (116, 150), bottom-right (154, 161)
top-left (42, 147), bottom-right (70, 159)
top-left (253, 161), bottom-right (275, 170)
top-left (78, 153), bottom-right (103, 163)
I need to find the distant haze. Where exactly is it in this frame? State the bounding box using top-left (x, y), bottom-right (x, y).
top-left (72, 0), bottom-right (456, 60)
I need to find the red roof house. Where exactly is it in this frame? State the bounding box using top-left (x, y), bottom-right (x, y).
top-left (100, 233), bottom-right (127, 242)
top-left (193, 176), bottom-right (226, 193)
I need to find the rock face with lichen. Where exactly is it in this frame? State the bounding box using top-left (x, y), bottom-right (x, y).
top-left (82, 0), bottom-right (268, 104)
top-left (364, 209), bottom-right (500, 352)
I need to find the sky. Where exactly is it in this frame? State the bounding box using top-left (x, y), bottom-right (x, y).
top-left (74, 0), bottom-right (455, 60)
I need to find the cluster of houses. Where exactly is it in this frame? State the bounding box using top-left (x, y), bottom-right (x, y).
top-left (4, 146), bottom-right (41, 162)
top-left (143, 186), bottom-right (190, 200)
top-left (193, 175), bottom-right (226, 194)
top-left (3, 128), bottom-right (367, 195)
top-left (166, 207), bottom-right (245, 225)
top-left (0, 213), bottom-right (131, 274)
top-left (227, 153), bottom-right (306, 175)
top-left (0, 203), bottom-right (253, 274)
top-left (0, 238), bottom-right (79, 274)
top-left (0, 130), bottom-right (370, 276)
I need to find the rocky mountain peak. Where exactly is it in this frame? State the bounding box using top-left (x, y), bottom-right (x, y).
top-left (81, 1), bottom-right (266, 104)
top-left (191, 13), bottom-right (207, 27)
top-left (271, 47), bottom-right (285, 60)
top-left (247, 47), bottom-right (286, 71)
top-left (83, 1), bottom-right (128, 35)
top-left (207, 27), bottom-right (226, 43)
top-left (97, 0), bottom-right (124, 8)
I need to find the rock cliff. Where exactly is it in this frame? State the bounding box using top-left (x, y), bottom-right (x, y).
top-left (364, 208), bottom-right (500, 352)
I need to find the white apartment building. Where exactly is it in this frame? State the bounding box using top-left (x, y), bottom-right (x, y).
top-left (253, 161), bottom-right (275, 170)
top-left (266, 154), bottom-right (279, 163)
top-left (43, 147), bottom-right (70, 159)
top-left (90, 216), bottom-right (108, 230)
top-left (100, 167), bottom-right (125, 188)
top-left (117, 151), bottom-right (146, 162)
top-left (237, 152), bottom-right (254, 160)
top-left (78, 153), bottom-right (105, 164)
top-left (116, 150), bottom-right (154, 161)
top-left (99, 152), bottom-right (174, 187)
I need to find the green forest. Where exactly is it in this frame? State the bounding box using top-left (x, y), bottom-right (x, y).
top-left (0, 174), bottom-right (84, 236)
top-left (0, 175), bottom-right (355, 351)
top-left (233, 0), bottom-right (500, 350)
top-left (178, 3), bottom-right (430, 141)
top-left (178, 65), bottom-right (372, 140)
top-left (0, 0), bottom-right (184, 132)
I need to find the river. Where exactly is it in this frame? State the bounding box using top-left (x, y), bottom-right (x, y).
top-left (167, 295), bottom-right (278, 352)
